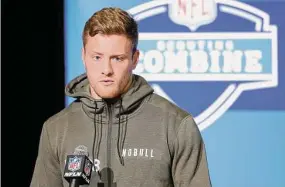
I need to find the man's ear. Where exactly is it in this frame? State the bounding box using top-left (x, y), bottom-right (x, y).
top-left (81, 47), bottom-right (86, 67)
top-left (132, 50), bottom-right (140, 70)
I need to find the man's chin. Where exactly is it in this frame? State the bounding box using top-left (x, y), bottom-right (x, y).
top-left (98, 92), bottom-right (120, 99)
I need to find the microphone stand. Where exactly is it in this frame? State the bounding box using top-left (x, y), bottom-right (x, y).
top-left (69, 179), bottom-right (80, 187)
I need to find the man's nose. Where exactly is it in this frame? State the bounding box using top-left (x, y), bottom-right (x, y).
top-left (102, 60), bottom-right (113, 76)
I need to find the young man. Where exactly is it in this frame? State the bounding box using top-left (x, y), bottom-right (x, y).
top-left (30, 7), bottom-right (212, 187)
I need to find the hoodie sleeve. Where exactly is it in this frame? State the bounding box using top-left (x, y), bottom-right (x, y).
top-left (171, 115), bottom-right (212, 187)
top-left (30, 122), bottom-right (63, 187)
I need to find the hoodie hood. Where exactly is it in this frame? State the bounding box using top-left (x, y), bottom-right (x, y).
top-left (65, 73), bottom-right (154, 119)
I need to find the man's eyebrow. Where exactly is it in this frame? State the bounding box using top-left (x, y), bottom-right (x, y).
top-left (90, 51), bottom-right (104, 55)
top-left (110, 53), bottom-right (127, 58)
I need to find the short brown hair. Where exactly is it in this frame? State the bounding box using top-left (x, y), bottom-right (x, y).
top-left (82, 7), bottom-right (138, 53)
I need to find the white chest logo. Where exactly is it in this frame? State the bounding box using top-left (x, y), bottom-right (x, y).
top-left (122, 148), bottom-right (154, 158)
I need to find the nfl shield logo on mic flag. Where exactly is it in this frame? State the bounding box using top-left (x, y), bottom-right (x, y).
top-left (84, 160), bottom-right (92, 176)
top-left (68, 156), bottom-right (82, 171)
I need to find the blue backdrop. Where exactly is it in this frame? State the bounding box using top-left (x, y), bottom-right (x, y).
top-left (64, 0), bottom-right (285, 186)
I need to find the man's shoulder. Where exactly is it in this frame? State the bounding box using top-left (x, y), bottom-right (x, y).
top-left (147, 93), bottom-right (190, 119)
top-left (147, 93), bottom-right (199, 137)
top-left (43, 100), bottom-right (81, 128)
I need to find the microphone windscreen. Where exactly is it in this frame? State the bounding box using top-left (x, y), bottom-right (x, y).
top-left (74, 145), bottom-right (89, 156)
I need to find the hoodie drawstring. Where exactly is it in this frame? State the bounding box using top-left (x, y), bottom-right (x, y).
top-left (92, 101), bottom-right (97, 166)
top-left (92, 101), bottom-right (103, 170)
top-left (97, 114), bottom-right (103, 159)
top-left (92, 99), bottom-right (127, 167)
top-left (117, 99), bottom-right (128, 166)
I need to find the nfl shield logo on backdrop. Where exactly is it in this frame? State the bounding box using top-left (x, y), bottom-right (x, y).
top-left (169, 0), bottom-right (217, 31)
top-left (68, 156), bottom-right (82, 171)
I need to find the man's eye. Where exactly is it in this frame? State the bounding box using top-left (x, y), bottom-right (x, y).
top-left (92, 56), bottom-right (101, 61)
top-left (112, 57), bottom-right (123, 62)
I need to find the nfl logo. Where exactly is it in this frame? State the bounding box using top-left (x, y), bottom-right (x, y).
top-left (84, 161), bottom-right (91, 176)
top-left (169, 0), bottom-right (217, 31)
top-left (68, 156), bottom-right (82, 171)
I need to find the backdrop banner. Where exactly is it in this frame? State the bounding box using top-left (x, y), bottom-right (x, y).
top-left (64, 0), bottom-right (285, 186)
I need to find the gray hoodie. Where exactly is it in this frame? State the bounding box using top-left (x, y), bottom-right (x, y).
top-left (30, 73), bottom-right (212, 187)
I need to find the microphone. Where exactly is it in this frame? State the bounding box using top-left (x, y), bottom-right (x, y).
top-left (63, 147), bottom-right (93, 187)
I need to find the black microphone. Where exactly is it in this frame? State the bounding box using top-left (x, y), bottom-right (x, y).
top-left (63, 147), bottom-right (93, 187)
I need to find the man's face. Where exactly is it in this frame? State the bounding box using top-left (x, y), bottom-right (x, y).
top-left (82, 34), bottom-right (139, 99)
